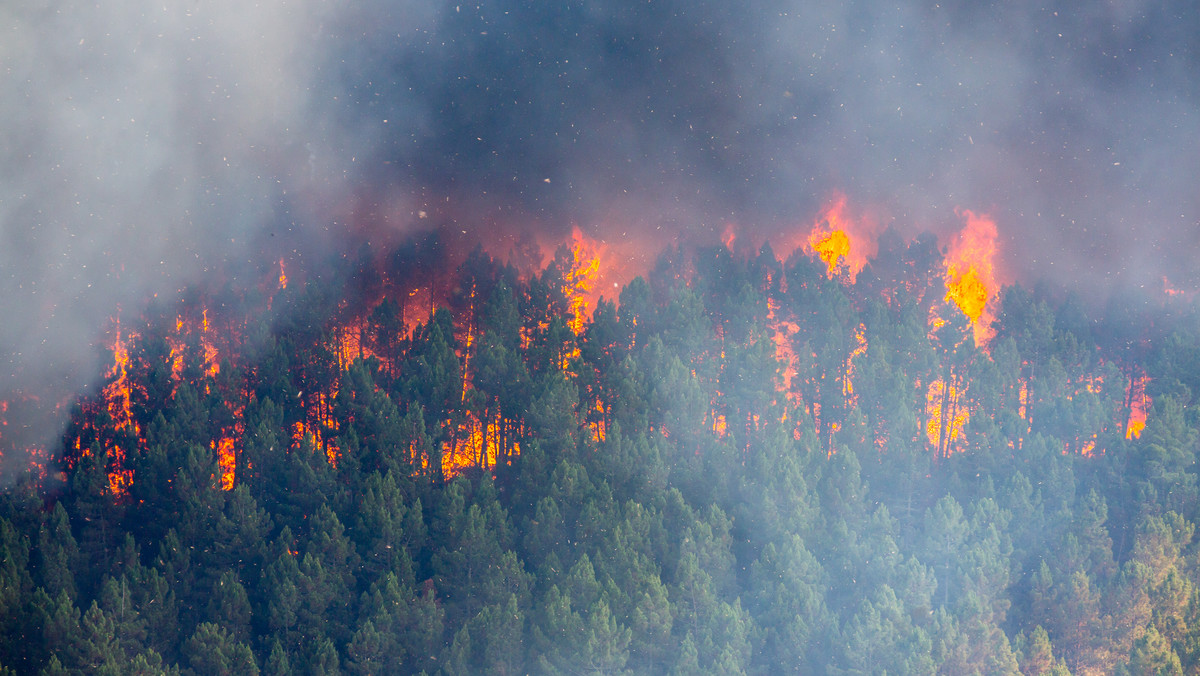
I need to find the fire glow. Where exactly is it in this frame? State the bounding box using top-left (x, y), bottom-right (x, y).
top-left (803, 194), bottom-right (874, 281)
top-left (21, 192), bottom-right (1161, 493)
top-left (943, 210), bottom-right (1000, 346)
top-left (1126, 371), bottom-right (1150, 440)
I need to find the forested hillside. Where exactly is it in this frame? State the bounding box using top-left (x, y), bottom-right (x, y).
top-left (2, 230), bottom-right (1199, 675)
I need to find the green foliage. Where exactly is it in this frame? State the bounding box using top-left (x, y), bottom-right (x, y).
top-left (7, 242), bottom-right (1200, 673)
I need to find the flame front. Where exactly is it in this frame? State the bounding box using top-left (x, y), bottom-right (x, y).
top-left (42, 191), bottom-right (1157, 497)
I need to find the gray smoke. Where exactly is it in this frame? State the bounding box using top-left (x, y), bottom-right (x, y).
top-left (0, 0), bottom-right (378, 471)
top-left (322, 0), bottom-right (1200, 288)
top-left (3, 0), bottom-right (1198, 476)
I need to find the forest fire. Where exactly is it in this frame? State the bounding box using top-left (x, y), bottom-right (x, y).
top-left (102, 318), bottom-right (135, 433)
top-left (843, 324), bottom-right (868, 403)
top-left (1126, 371), bottom-right (1150, 440)
top-left (10, 4), bottom-right (1200, 670)
top-left (6, 195), bottom-right (1193, 676)
top-left (809, 229), bottom-right (852, 277)
top-left (562, 227), bottom-right (604, 336)
top-left (213, 437), bottom-right (236, 490)
top-left (99, 318), bottom-right (137, 495)
top-left (803, 195), bottom-right (875, 281)
top-left (943, 210), bottom-right (999, 346)
top-left (766, 297), bottom-right (801, 405)
top-left (926, 379), bottom-right (968, 458)
top-left (23, 193), bottom-right (1170, 500)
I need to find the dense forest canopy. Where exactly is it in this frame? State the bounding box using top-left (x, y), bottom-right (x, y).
top-left (1, 220), bottom-right (1199, 675)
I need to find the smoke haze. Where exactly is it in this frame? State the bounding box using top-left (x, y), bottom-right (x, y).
top-left (3, 0), bottom-right (1198, 467)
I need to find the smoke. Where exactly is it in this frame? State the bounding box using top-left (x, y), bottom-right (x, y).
top-left (3, 0), bottom-right (1198, 474)
top-left (0, 0), bottom-right (348, 467)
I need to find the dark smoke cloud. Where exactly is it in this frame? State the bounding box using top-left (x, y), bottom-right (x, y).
top-left (330, 0), bottom-right (1200, 287)
top-left (3, 0), bottom-right (1198, 474)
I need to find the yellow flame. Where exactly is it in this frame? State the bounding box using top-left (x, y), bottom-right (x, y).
top-left (943, 210), bottom-right (999, 346)
top-left (809, 229), bottom-right (853, 277)
top-left (214, 437), bottom-right (236, 490)
top-left (1126, 373), bottom-right (1150, 440)
top-left (926, 379), bottom-right (968, 455)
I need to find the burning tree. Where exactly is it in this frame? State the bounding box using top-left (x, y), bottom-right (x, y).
top-left (4, 198), bottom-right (1194, 675)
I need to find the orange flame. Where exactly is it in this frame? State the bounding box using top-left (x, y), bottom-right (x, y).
top-left (203, 340), bottom-right (220, 379)
top-left (213, 437), bottom-right (236, 490)
top-left (944, 210), bottom-right (999, 346)
top-left (200, 307), bottom-right (221, 379)
top-left (563, 226), bottom-right (604, 336)
top-left (926, 379), bottom-right (968, 457)
top-left (278, 258), bottom-right (288, 290)
top-left (809, 229), bottom-right (852, 276)
top-left (292, 420), bottom-right (340, 467)
top-left (1126, 372), bottom-right (1150, 440)
top-left (590, 399), bottom-right (608, 442)
top-left (98, 317), bottom-right (139, 495)
top-left (168, 316), bottom-right (186, 379)
top-left (842, 324), bottom-right (869, 409)
top-left (721, 224), bottom-right (737, 251)
top-left (1018, 377), bottom-right (1029, 421)
top-left (1079, 438), bottom-right (1097, 457)
top-left (103, 319), bottom-right (135, 430)
top-left (443, 411), bottom-right (506, 475)
top-left (712, 412), bottom-right (727, 437)
top-left (804, 195), bottom-right (874, 281)
top-left (767, 298), bottom-right (802, 404)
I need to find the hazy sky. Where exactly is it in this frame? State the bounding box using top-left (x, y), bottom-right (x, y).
top-left (2, 0), bottom-right (1198, 463)
top-left (331, 0), bottom-right (1200, 288)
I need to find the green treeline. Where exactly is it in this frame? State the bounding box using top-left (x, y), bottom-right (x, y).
top-left (2, 236), bottom-right (1200, 675)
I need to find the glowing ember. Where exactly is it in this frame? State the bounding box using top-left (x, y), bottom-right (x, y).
top-left (943, 210), bottom-right (999, 346)
top-left (108, 468), bottom-right (133, 497)
top-left (278, 258), bottom-right (288, 289)
top-left (712, 412), bottom-right (727, 437)
top-left (334, 316), bottom-right (381, 371)
top-left (203, 339), bottom-right (220, 378)
top-left (292, 420), bottom-right (340, 467)
top-left (1080, 438), bottom-right (1097, 457)
top-left (1018, 378), bottom-right (1029, 421)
